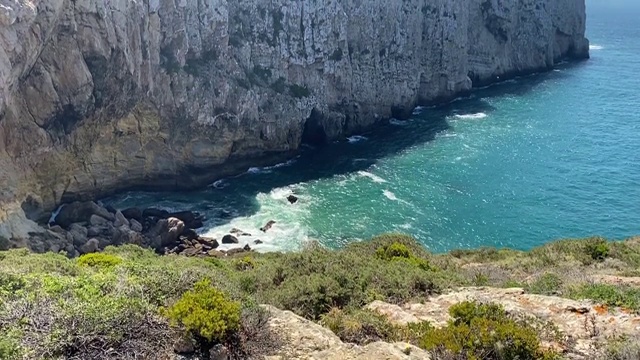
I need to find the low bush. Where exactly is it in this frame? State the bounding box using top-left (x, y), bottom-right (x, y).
top-left (321, 308), bottom-right (398, 344)
top-left (527, 273), bottom-right (563, 295)
top-left (163, 279), bottom-right (241, 343)
top-left (77, 253), bottom-right (122, 268)
top-left (585, 237), bottom-right (610, 261)
top-left (420, 301), bottom-right (558, 360)
top-left (569, 284), bottom-right (640, 312)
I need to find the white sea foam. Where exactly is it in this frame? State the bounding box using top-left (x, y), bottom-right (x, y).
top-left (49, 204), bottom-right (64, 224)
top-left (357, 171), bottom-right (387, 183)
top-left (211, 179), bottom-right (227, 189)
top-left (412, 106), bottom-right (426, 115)
top-left (389, 118), bottom-right (410, 126)
top-left (590, 44), bottom-right (603, 50)
top-left (246, 167), bottom-right (265, 174)
top-left (436, 132), bottom-right (458, 139)
top-left (383, 190), bottom-right (399, 201)
top-left (454, 112), bottom-right (488, 120)
top-left (201, 185), bottom-right (309, 252)
top-left (347, 135), bottom-right (368, 143)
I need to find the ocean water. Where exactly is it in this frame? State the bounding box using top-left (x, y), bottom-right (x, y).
top-left (106, 2), bottom-right (640, 253)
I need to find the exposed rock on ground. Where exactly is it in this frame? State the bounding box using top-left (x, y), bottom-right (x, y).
top-left (263, 305), bottom-right (430, 360)
top-left (367, 287), bottom-right (640, 360)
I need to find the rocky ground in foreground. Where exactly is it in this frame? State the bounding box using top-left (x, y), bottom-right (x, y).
top-left (1, 231), bottom-right (639, 359)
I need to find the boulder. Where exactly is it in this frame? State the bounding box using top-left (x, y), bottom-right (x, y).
top-left (182, 247), bottom-right (201, 257)
top-left (260, 220), bottom-right (276, 232)
top-left (113, 210), bottom-right (129, 228)
top-left (48, 225), bottom-right (66, 234)
top-left (142, 208), bottom-right (169, 219)
top-left (144, 218), bottom-right (185, 249)
top-left (55, 201), bottom-right (115, 228)
top-left (207, 250), bottom-right (225, 258)
top-left (89, 214), bottom-right (109, 226)
top-left (181, 228), bottom-right (198, 240)
top-left (221, 234), bottom-right (238, 244)
top-left (122, 207), bottom-right (143, 221)
top-left (80, 238), bottom-right (100, 254)
top-left (243, 244), bottom-right (251, 251)
top-left (68, 223), bottom-right (89, 248)
top-left (105, 205), bottom-right (117, 214)
top-left (168, 210), bottom-right (204, 229)
top-left (254, 239), bottom-right (264, 245)
top-left (113, 225), bottom-right (144, 247)
top-left (209, 344), bottom-right (229, 360)
top-left (87, 225), bottom-right (112, 238)
top-left (230, 228), bottom-right (251, 237)
top-left (197, 236), bottom-right (219, 248)
top-left (226, 247), bottom-right (247, 256)
top-left (287, 195), bottom-right (299, 204)
top-left (129, 219), bottom-right (143, 232)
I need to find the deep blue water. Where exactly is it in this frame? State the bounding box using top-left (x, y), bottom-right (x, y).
top-left (107, 1), bottom-right (640, 252)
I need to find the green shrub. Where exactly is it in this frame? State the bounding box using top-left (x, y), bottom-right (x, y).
top-left (569, 284), bottom-right (640, 311)
top-left (0, 329), bottom-right (21, 360)
top-left (375, 242), bottom-right (433, 271)
top-left (585, 237), bottom-right (610, 261)
top-left (420, 301), bottom-right (557, 360)
top-left (234, 256), bottom-right (256, 271)
top-left (527, 273), bottom-right (563, 295)
top-left (163, 279), bottom-right (241, 342)
top-left (321, 308), bottom-right (397, 344)
top-left (0, 273), bottom-right (25, 296)
top-left (77, 253), bottom-right (123, 269)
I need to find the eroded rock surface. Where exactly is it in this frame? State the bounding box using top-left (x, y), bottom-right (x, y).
top-left (0, 0), bottom-right (588, 240)
top-left (367, 287), bottom-right (640, 359)
top-left (263, 305), bottom-right (430, 360)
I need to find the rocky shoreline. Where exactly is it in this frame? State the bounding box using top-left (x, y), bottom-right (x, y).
top-left (26, 200), bottom-right (264, 258)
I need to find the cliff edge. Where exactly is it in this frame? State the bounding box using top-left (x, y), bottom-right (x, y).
top-left (0, 0), bottom-right (588, 240)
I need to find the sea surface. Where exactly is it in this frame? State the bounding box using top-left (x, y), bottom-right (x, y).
top-left (106, 1), bottom-right (640, 253)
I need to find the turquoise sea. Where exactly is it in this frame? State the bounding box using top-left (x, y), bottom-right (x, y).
top-left (107, 0), bottom-right (640, 252)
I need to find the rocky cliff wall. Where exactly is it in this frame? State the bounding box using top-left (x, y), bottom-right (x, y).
top-left (0, 0), bottom-right (588, 241)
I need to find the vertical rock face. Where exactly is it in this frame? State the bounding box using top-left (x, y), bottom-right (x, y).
top-left (0, 0), bottom-right (587, 237)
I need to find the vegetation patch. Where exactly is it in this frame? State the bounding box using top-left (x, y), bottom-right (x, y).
top-left (420, 301), bottom-right (560, 360)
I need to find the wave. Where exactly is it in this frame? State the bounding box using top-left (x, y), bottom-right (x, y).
top-left (357, 171), bottom-right (387, 183)
top-left (453, 112), bottom-right (488, 120)
top-left (412, 106), bottom-right (426, 115)
top-left (389, 118), bottom-right (410, 126)
top-left (590, 44), bottom-right (604, 50)
top-left (383, 190), bottom-right (399, 201)
top-left (211, 179), bottom-right (227, 189)
top-left (347, 135), bottom-right (368, 143)
top-left (436, 132), bottom-right (458, 139)
top-left (244, 157), bottom-right (299, 175)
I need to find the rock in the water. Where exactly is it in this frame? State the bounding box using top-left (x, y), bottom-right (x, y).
top-left (68, 223), bottom-right (89, 248)
top-left (122, 207), bottom-right (143, 221)
top-left (129, 219), bottom-right (143, 232)
top-left (80, 238), bottom-right (100, 254)
top-left (260, 220), bottom-right (276, 232)
top-left (287, 195), bottom-right (299, 204)
top-left (142, 208), bottom-right (169, 219)
top-left (222, 234), bottom-right (239, 244)
top-left (254, 239), bottom-right (264, 245)
top-left (230, 228), bottom-right (251, 237)
top-left (243, 244), bottom-right (251, 251)
top-left (113, 210), bottom-right (129, 228)
top-left (55, 201), bottom-right (115, 228)
top-left (89, 214), bottom-right (109, 226)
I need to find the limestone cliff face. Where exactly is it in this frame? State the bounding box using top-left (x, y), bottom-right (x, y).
top-left (0, 0), bottom-right (587, 238)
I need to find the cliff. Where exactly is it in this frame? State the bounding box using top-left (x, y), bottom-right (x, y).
top-left (0, 0), bottom-right (588, 240)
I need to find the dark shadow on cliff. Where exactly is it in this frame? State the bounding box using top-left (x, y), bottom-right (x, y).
top-left (103, 65), bottom-right (578, 230)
